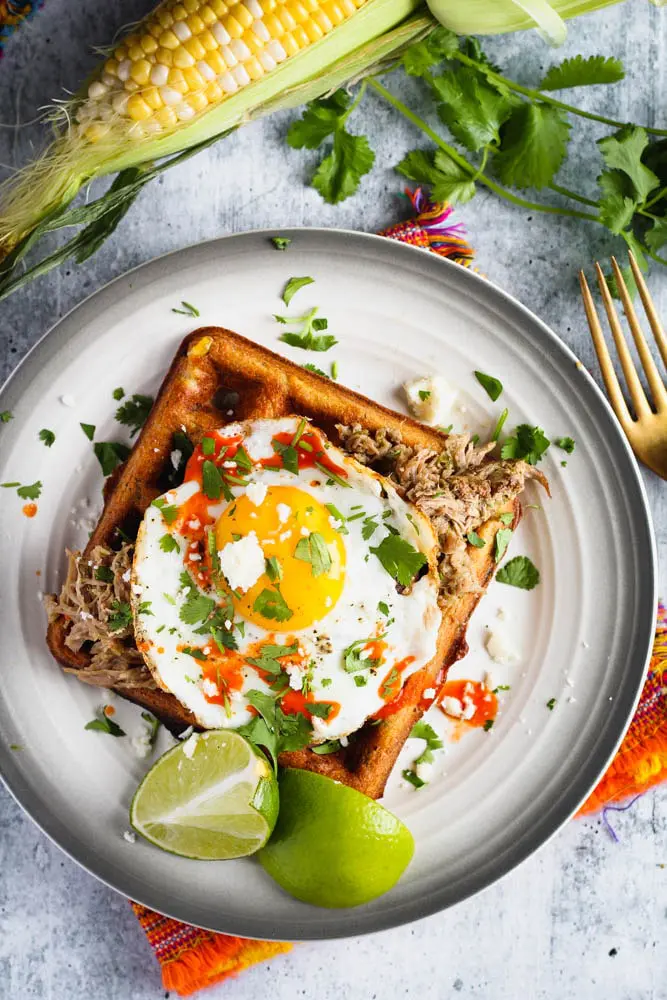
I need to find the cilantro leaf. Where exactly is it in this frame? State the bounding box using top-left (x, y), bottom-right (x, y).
top-left (598, 127), bottom-right (659, 202)
top-left (646, 218), bottom-right (667, 254)
top-left (85, 712), bottom-right (125, 737)
top-left (494, 103), bottom-right (571, 190)
top-left (107, 601), bottom-right (132, 632)
top-left (277, 308), bottom-right (337, 352)
top-left (402, 26), bottom-right (459, 76)
top-left (500, 425), bottom-right (550, 465)
top-left (265, 555), bottom-right (282, 583)
top-left (39, 428), bottom-right (55, 447)
top-left (409, 720), bottom-right (444, 766)
top-left (294, 532), bottom-right (332, 577)
top-left (94, 566), bottom-right (114, 583)
top-left (271, 438), bottom-right (299, 474)
top-left (180, 590), bottom-right (216, 626)
top-left (202, 459), bottom-right (224, 500)
top-left (361, 516), bottom-right (378, 541)
top-left (499, 512), bottom-right (514, 526)
top-left (466, 530), bottom-right (485, 548)
top-left (432, 66), bottom-right (517, 152)
top-left (253, 587), bottom-right (293, 623)
top-left (115, 393), bottom-right (154, 436)
top-left (238, 689), bottom-right (312, 772)
top-left (182, 646), bottom-right (208, 661)
top-left (159, 534), bottom-right (179, 555)
top-left (483, 719), bottom-right (494, 731)
top-left (94, 441), bottom-right (131, 477)
top-left (172, 301), bottom-right (199, 317)
top-left (370, 534), bottom-right (427, 587)
top-left (540, 55), bottom-right (624, 91)
top-left (17, 481), bottom-right (41, 500)
top-left (474, 370), bottom-right (503, 401)
top-left (496, 555), bottom-right (540, 590)
top-left (112, 387), bottom-right (125, 401)
top-left (302, 363), bottom-right (328, 378)
top-left (312, 129), bottom-right (375, 205)
top-left (80, 422), bottom-right (95, 441)
top-left (494, 527), bottom-right (513, 563)
top-left (287, 91), bottom-right (351, 149)
top-left (402, 769), bottom-right (425, 789)
top-left (555, 436), bottom-right (575, 454)
top-left (311, 739), bottom-right (342, 755)
top-left (209, 624), bottom-right (239, 654)
top-left (0, 411), bottom-right (13, 423)
top-left (246, 642), bottom-right (298, 676)
top-left (343, 637), bottom-right (384, 673)
top-left (597, 169), bottom-right (638, 234)
top-left (141, 711), bottom-right (160, 748)
top-left (547, 697), bottom-right (557, 711)
top-left (282, 276), bottom-right (314, 306)
top-left (396, 149), bottom-right (476, 205)
top-left (271, 236), bottom-right (291, 251)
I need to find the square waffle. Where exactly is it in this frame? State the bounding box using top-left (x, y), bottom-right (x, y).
top-left (46, 327), bottom-right (519, 798)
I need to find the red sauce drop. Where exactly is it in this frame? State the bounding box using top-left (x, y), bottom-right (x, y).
top-left (261, 429), bottom-right (348, 481)
top-left (280, 688), bottom-right (341, 722)
top-left (22, 503), bottom-right (37, 518)
top-left (372, 655), bottom-right (416, 719)
top-left (438, 679), bottom-right (498, 728)
top-left (184, 430), bottom-right (244, 485)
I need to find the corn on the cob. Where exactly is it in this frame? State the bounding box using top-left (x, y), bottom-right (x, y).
top-left (0, 0), bottom-right (429, 255)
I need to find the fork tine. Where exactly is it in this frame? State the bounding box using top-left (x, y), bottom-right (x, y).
top-left (611, 256), bottom-right (667, 411)
top-left (579, 271), bottom-right (632, 428)
top-left (628, 250), bottom-right (667, 369)
top-left (594, 263), bottom-right (651, 419)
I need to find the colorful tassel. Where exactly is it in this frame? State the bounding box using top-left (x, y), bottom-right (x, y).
top-left (380, 188), bottom-right (475, 267)
top-left (0, 1), bottom-right (46, 58)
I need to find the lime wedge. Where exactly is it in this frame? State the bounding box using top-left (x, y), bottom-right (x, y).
top-left (258, 769), bottom-right (414, 908)
top-left (130, 731), bottom-right (278, 860)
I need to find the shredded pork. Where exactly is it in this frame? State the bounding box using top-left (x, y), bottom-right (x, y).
top-left (47, 425), bottom-right (546, 687)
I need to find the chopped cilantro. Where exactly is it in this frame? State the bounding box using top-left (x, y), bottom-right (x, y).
top-left (403, 769), bottom-right (425, 789)
top-left (112, 387), bottom-right (125, 401)
top-left (265, 555), bottom-right (283, 582)
top-left (253, 586), bottom-right (293, 622)
top-left (474, 370), bottom-right (503, 401)
top-left (159, 534), bottom-right (179, 553)
top-left (0, 411), bottom-right (13, 423)
top-left (202, 459), bottom-right (225, 500)
top-left (302, 363), bottom-right (329, 378)
top-left (409, 720), bottom-right (444, 766)
top-left (354, 675), bottom-right (368, 687)
top-left (172, 301), bottom-right (200, 317)
top-left (94, 441), bottom-right (130, 476)
top-left (496, 556), bottom-right (540, 590)
top-left (491, 408), bottom-right (509, 443)
top-left (377, 600), bottom-right (390, 617)
top-left (108, 601), bottom-right (132, 632)
top-left (237, 689), bottom-right (312, 773)
top-left (85, 712), bottom-right (125, 737)
top-left (483, 719), bottom-right (494, 731)
top-left (494, 527), bottom-right (513, 563)
top-left (282, 275), bottom-right (314, 306)
top-left (94, 566), bottom-right (114, 583)
top-left (151, 497), bottom-right (178, 525)
top-left (271, 236), bottom-right (291, 251)
top-left (15, 481), bottom-right (42, 500)
top-left (307, 702), bottom-right (333, 719)
top-left (294, 531), bottom-right (332, 577)
top-left (331, 360), bottom-right (339, 380)
top-left (38, 428), bottom-right (55, 447)
top-left (276, 307), bottom-right (337, 352)
top-left (321, 678), bottom-right (332, 688)
top-left (271, 438), bottom-right (299, 475)
top-left (312, 739), bottom-right (342, 754)
top-left (406, 512), bottom-right (420, 536)
top-left (499, 512), bottom-right (514, 526)
top-left (501, 425), bottom-right (550, 465)
top-left (180, 590), bottom-right (216, 626)
top-left (0, 482), bottom-right (20, 488)
top-left (137, 601), bottom-right (153, 617)
top-left (493, 684), bottom-right (511, 693)
top-left (245, 642), bottom-right (298, 678)
top-left (182, 647), bottom-right (208, 661)
top-left (315, 461), bottom-right (350, 488)
top-left (80, 422), bottom-right (95, 441)
top-left (466, 530), bottom-right (485, 548)
top-left (201, 436), bottom-right (216, 456)
top-left (418, 389), bottom-right (431, 401)
top-left (556, 436), bottom-right (576, 453)
top-left (141, 711), bottom-right (160, 748)
top-left (343, 636), bottom-right (385, 673)
top-left (370, 533), bottom-right (427, 587)
top-left (546, 697), bottom-right (557, 711)
top-left (115, 393), bottom-right (154, 436)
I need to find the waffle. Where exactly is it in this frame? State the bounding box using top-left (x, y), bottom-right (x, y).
top-left (46, 327), bottom-right (520, 798)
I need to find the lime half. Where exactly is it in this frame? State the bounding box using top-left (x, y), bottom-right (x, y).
top-left (130, 731), bottom-right (278, 860)
top-left (258, 769), bottom-right (414, 908)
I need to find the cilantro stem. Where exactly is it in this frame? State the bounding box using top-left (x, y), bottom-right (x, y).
top-left (644, 185), bottom-right (667, 211)
top-left (454, 53), bottom-right (667, 138)
top-left (548, 183), bottom-right (599, 209)
top-left (367, 79), bottom-right (598, 224)
top-left (645, 248), bottom-right (667, 268)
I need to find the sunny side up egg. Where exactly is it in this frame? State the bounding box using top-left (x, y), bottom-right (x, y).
top-left (131, 417), bottom-right (442, 742)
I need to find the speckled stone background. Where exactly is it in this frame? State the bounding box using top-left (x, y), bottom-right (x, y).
top-left (1, 2), bottom-right (666, 998)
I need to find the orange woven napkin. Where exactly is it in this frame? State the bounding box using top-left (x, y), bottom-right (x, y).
top-left (130, 195), bottom-right (667, 996)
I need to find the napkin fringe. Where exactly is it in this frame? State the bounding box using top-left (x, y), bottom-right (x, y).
top-left (162, 935), bottom-right (291, 996)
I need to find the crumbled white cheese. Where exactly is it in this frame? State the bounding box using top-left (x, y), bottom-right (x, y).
top-left (218, 531), bottom-right (265, 592)
top-left (403, 376), bottom-right (454, 426)
top-left (202, 678), bottom-right (219, 697)
top-left (59, 393), bottom-right (76, 407)
top-left (222, 461), bottom-right (236, 468)
top-left (131, 728), bottom-right (153, 758)
top-left (170, 449), bottom-right (182, 470)
top-left (279, 530), bottom-right (292, 542)
top-left (182, 733), bottom-right (199, 759)
top-left (484, 671), bottom-right (495, 691)
top-left (423, 687), bottom-right (436, 700)
top-left (123, 830), bottom-right (136, 844)
top-left (485, 629), bottom-right (519, 665)
top-left (187, 518), bottom-right (200, 530)
top-left (189, 553), bottom-right (201, 561)
top-left (339, 735), bottom-right (349, 748)
top-left (224, 619), bottom-right (232, 629)
top-left (415, 760), bottom-right (434, 783)
top-left (461, 695), bottom-right (476, 721)
top-left (441, 696), bottom-right (464, 718)
top-left (178, 725), bottom-right (194, 740)
top-left (300, 526), bottom-right (310, 536)
top-left (246, 481), bottom-right (267, 507)
top-left (276, 503), bottom-right (291, 523)
top-left (131, 583), bottom-right (142, 595)
top-left (285, 664), bottom-right (302, 691)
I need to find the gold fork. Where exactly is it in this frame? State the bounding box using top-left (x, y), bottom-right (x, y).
top-left (579, 251), bottom-right (667, 480)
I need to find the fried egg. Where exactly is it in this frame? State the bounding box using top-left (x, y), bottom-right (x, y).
top-left (131, 417), bottom-right (442, 742)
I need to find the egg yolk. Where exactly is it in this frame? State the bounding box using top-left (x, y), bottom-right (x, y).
top-left (215, 485), bottom-right (346, 632)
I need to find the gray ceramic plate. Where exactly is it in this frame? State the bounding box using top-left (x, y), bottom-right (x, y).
top-left (0, 229), bottom-right (656, 939)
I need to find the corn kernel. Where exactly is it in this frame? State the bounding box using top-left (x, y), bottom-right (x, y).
top-left (147, 21), bottom-right (163, 38)
top-left (141, 34), bottom-right (159, 54)
top-left (183, 66), bottom-right (205, 89)
top-left (262, 13), bottom-right (284, 36)
top-left (187, 91), bottom-right (209, 112)
top-left (322, 1), bottom-right (344, 24)
top-left (186, 13), bottom-right (205, 32)
top-left (245, 0), bottom-right (263, 16)
top-left (173, 19), bottom-right (192, 41)
top-left (221, 43), bottom-right (237, 66)
top-left (259, 0), bottom-right (277, 10)
top-left (222, 13), bottom-right (244, 36)
top-left (277, 7), bottom-right (297, 30)
top-left (157, 10), bottom-right (174, 28)
top-left (339, 0), bottom-right (356, 15)
top-left (159, 29), bottom-right (180, 49)
top-left (219, 71), bottom-right (238, 93)
top-left (312, 9), bottom-right (333, 32)
top-left (286, 2), bottom-right (309, 23)
top-left (155, 105), bottom-right (179, 127)
top-left (172, 3), bottom-right (188, 18)
top-left (168, 67), bottom-right (189, 92)
top-left (252, 19), bottom-right (270, 41)
top-left (124, 32), bottom-right (140, 48)
top-left (150, 63), bottom-right (169, 85)
top-left (130, 58), bottom-right (152, 85)
top-left (128, 43), bottom-right (144, 61)
top-left (205, 49), bottom-right (227, 73)
top-left (197, 58), bottom-right (216, 79)
top-left (198, 29), bottom-right (218, 51)
top-left (199, 4), bottom-right (218, 24)
top-left (302, 18), bottom-right (323, 41)
top-left (291, 23), bottom-right (310, 47)
top-left (143, 85), bottom-right (164, 109)
top-left (111, 91), bottom-right (130, 114)
top-left (127, 94), bottom-right (153, 121)
top-left (231, 64), bottom-right (251, 87)
top-left (232, 2), bottom-right (253, 28)
top-left (205, 80), bottom-right (224, 102)
top-left (173, 46), bottom-right (196, 67)
top-left (281, 31), bottom-right (299, 55)
top-left (104, 58), bottom-right (119, 77)
top-left (188, 335), bottom-right (213, 358)
top-left (155, 46), bottom-right (174, 65)
top-left (184, 0), bottom-right (200, 10)
top-left (245, 55), bottom-right (264, 80)
top-left (114, 45), bottom-right (128, 61)
top-left (209, 0), bottom-right (229, 14)
top-left (124, 79), bottom-right (141, 91)
top-left (246, 31), bottom-right (264, 54)
top-left (211, 21), bottom-right (230, 44)
top-left (184, 36), bottom-right (207, 59)
top-left (85, 121), bottom-right (111, 143)
top-left (302, 0), bottom-right (318, 10)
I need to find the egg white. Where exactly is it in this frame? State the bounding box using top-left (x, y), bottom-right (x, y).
top-left (131, 417), bottom-right (442, 740)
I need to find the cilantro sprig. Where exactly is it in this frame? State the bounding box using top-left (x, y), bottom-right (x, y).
top-left (294, 531), bottom-right (332, 577)
top-left (275, 307), bottom-right (337, 352)
top-left (237, 689), bottom-right (312, 773)
top-left (403, 721), bottom-right (444, 789)
top-left (370, 533), bottom-right (427, 588)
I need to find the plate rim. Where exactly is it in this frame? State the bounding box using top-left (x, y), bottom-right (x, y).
top-left (0, 226), bottom-right (657, 939)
